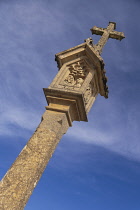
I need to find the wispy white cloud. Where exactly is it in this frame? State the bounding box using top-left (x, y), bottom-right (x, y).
top-left (66, 92), bottom-right (140, 161)
top-left (0, 102), bottom-right (43, 137)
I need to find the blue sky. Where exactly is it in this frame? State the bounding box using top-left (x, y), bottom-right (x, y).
top-left (0, 0), bottom-right (140, 209)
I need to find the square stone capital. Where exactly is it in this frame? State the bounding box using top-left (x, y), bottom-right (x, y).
top-left (44, 42), bottom-right (108, 123)
top-left (43, 88), bottom-right (88, 123)
top-left (55, 42), bottom-right (108, 99)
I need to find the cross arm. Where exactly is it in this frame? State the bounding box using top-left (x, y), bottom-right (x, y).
top-left (109, 31), bottom-right (125, 40)
top-left (90, 26), bottom-right (105, 36)
top-left (90, 26), bottom-right (125, 41)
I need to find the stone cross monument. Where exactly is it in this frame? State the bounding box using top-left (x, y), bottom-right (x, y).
top-left (0, 22), bottom-right (125, 209)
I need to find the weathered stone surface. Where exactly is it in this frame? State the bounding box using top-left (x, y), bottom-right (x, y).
top-left (0, 110), bottom-right (69, 209)
top-left (45, 47), bottom-right (104, 117)
top-left (90, 22), bottom-right (125, 55)
top-left (54, 41), bottom-right (109, 100)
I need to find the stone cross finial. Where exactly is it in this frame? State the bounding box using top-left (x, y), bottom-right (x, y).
top-left (90, 22), bottom-right (125, 55)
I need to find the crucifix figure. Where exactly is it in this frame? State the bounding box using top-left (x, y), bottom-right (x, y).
top-left (0, 22), bottom-right (125, 209)
top-left (90, 22), bottom-right (125, 54)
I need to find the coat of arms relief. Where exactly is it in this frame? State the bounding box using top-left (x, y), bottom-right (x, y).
top-left (61, 60), bottom-right (89, 89)
top-left (56, 59), bottom-right (98, 107)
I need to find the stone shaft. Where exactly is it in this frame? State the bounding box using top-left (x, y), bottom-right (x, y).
top-left (0, 110), bottom-right (69, 210)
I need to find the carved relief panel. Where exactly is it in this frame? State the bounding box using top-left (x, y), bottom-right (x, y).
top-left (52, 59), bottom-right (90, 90)
top-left (63, 61), bottom-right (87, 89)
top-left (83, 77), bottom-right (98, 113)
top-left (84, 82), bottom-right (93, 105)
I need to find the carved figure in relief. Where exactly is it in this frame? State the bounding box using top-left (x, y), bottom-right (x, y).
top-left (84, 84), bottom-right (93, 104)
top-left (63, 61), bottom-right (88, 89)
top-left (75, 78), bottom-right (84, 88)
top-left (64, 74), bottom-right (75, 86)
